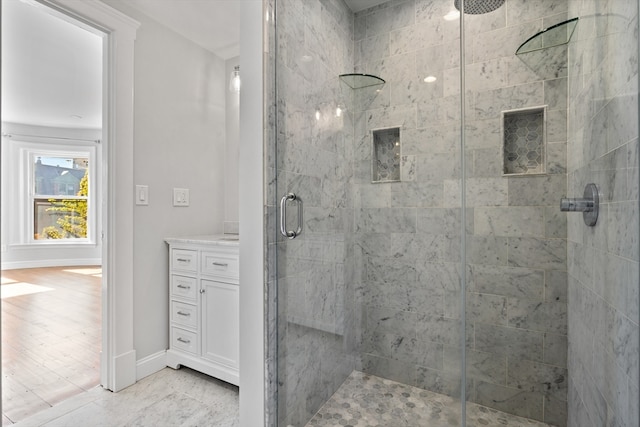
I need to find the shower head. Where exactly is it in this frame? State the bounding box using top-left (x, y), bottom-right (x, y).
top-left (454, 0), bottom-right (505, 14)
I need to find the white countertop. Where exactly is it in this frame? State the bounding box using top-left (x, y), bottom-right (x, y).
top-left (165, 234), bottom-right (239, 246)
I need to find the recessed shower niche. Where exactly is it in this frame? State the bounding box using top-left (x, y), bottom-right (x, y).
top-left (502, 106), bottom-right (546, 175)
top-left (371, 127), bottom-right (401, 183)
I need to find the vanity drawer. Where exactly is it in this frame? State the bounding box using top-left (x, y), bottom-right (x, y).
top-left (201, 251), bottom-right (239, 281)
top-left (172, 249), bottom-right (197, 272)
top-left (171, 275), bottom-right (197, 300)
top-left (171, 327), bottom-right (198, 354)
top-left (171, 300), bottom-right (198, 329)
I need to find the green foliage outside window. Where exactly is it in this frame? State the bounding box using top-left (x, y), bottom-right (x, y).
top-left (41, 169), bottom-right (88, 239)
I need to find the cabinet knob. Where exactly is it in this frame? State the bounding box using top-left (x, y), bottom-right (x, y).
top-left (200, 288), bottom-right (205, 293)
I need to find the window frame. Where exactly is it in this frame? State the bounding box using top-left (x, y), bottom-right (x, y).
top-left (20, 141), bottom-right (97, 246)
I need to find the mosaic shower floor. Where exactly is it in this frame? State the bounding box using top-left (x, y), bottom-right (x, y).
top-left (305, 371), bottom-right (553, 427)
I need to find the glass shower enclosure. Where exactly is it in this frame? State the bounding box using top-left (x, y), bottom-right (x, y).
top-left (267, 1), bottom-right (639, 426)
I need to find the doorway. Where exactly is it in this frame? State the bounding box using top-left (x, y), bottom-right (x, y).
top-left (1, 0), bottom-right (104, 423)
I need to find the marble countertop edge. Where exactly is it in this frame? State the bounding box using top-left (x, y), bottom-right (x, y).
top-left (165, 234), bottom-right (240, 246)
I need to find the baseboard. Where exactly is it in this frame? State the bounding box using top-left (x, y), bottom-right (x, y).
top-left (113, 349), bottom-right (137, 392)
top-left (136, 350), bottom-right (167, 381)
top-left (1, 258), bottom-right (102, 270)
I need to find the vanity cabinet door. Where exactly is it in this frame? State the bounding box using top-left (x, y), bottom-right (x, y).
top-left (201, 279), bottom-right (239, 370)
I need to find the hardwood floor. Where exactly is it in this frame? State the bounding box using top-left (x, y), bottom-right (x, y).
top-left (1, 266), bottom-right (101, 425)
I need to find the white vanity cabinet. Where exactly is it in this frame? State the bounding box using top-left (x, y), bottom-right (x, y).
top-left (165, 236), bottom-right (239, 386)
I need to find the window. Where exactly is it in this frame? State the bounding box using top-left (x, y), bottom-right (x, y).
top-left (32, 154), bottom-right (90, 240)
top-left (18, 143), bottom-right (97, 244)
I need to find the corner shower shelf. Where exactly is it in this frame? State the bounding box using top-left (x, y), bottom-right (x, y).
top-left (339, 73), bottom-right (385, 89)
top-left (516, 17), bottom-right (579, 55)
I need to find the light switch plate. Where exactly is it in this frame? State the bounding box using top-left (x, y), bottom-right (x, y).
top-left (173, 188), bottom-right (189, 207)
top-left (136, 185), bottom-right (149, 205)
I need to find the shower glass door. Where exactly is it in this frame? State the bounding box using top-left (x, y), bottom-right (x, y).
top-left (272, 0), bottom-right (361, 425)
top-left (271, 0), bottom-right (465, 426)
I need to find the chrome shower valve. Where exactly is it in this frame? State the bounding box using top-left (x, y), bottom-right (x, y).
top-left (560, 183), bottom-right (599, 226)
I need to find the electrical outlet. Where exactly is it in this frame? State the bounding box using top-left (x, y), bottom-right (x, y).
top-left (136, 185), bottom-right (149, 205)
top-left (173, 188), bottom-right (189, 207)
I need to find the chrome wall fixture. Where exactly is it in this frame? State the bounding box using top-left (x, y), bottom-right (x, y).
top-left (560, 183), bottom-right (599, 226)
top-left (280, 193), bottom-right (303, 239)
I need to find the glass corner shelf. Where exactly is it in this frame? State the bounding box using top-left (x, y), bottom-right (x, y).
top-left (516, 17), bottom-right (579, 55)
top-left (339, 73), bottom-right (385, 89)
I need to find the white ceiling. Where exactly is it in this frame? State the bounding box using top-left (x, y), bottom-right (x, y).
top-left (1, 0), bottom-right (103, 129)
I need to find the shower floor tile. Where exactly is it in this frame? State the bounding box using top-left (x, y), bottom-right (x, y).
top-left (305, 371), bottom-right (553, 427)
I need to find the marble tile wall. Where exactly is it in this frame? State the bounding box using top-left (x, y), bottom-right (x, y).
top-left (353, 0), bottom-right (569, 425)
top-left (566, 0), bottom-right (639, 426)
top-left (270, 0), bottom-right (358, 426)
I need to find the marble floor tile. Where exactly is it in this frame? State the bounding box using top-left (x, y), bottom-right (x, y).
top-left (14, 367), bottom-right (557, 426)
top-left (12, 367), bottom-right (239, 427)
top-left (306, 371), bottom-right (554, 427)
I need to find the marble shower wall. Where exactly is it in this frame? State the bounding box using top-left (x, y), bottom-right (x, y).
top-left (566, 0), bottom-right (640, 426)
top-left (272, 0), bottom-right (357, 426)
top-left (353, 1), bottom-right (569, 425)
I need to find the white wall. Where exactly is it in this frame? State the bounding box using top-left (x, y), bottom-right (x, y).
top-left (101, 0), bottom-right (226, 362)
top-left (238, 1), bottom-right (264, 425)
top-left (225, 56), bottom-right (240, 229)
top-left (1, 122), bottom-right (103, 269)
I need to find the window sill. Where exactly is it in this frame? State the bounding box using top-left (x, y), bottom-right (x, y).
top-left (10, 241), bottom-right (98, 249)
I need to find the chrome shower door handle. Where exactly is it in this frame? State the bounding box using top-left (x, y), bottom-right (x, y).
top-left (279, 193), bottom-right (303, 239)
